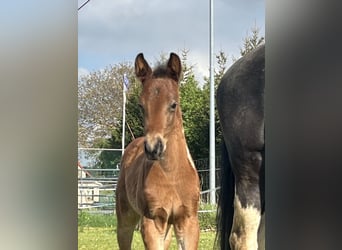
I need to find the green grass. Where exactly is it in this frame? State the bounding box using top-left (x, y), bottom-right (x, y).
top-left (198, 203), bottom-right (217, 231)
top-left (79, 227), bottom-right (216, 250)
top-left (78, 204), bottom-right (217, 249)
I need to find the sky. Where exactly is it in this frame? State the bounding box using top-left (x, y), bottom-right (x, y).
top-left (78, 0), bottom-right (264, 82)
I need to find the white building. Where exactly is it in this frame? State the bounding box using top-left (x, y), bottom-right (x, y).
top-left (78, 162), bottom-right (103, 207)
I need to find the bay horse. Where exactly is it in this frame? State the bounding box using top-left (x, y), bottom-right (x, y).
top-left (216, 44), bottom-right (265, 250)
top-left (116, 52), bottom-right (200, 249)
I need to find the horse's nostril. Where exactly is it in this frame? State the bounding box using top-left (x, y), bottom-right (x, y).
top-left (144, 140), bottom-right (150, 154)
top-left (156, 138), bottom-right (163, 154)
top-left (144, 137), bottom-right (164, 160)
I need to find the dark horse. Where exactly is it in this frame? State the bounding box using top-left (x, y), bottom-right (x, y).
top-left (216, 44), bottom-right (265, 250)
top-left (116, 53), bottom-right (200, 249)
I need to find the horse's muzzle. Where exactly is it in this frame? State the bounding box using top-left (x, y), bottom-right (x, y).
top-left (144, 137), bottom-right (164, 160)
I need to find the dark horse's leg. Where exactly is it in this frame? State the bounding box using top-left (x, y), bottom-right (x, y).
top-left (217, 136), bottom-right (264, 250)
top-left (216, 44), bottom-right (265, 250)
top-left (228, 144), bottom-right (263, 250)
top-left (216, 141), bottom-right (235, 250)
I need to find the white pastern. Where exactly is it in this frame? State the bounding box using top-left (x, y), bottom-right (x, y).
top-left (230, 194), bottom-right (261, 250)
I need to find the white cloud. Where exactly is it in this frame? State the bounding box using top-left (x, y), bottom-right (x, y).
top-left (78, 0), bottom-right (265, 80)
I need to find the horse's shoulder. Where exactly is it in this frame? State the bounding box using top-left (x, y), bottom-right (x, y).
top-left (121, 137), bottom-right (145, 167)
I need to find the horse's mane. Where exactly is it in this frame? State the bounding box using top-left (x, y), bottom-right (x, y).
top-left (152, 63), bottom-right (182, 82)
top-left (152, 63), bottom-right (171, 78)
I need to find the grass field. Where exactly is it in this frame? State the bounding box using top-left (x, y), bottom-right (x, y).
top-left (79, 227), bottom-right (216, 249)
top-left (78, 204), bottom-right (217, 249)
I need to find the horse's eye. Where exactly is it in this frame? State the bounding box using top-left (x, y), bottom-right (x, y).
top-left (170, 102), bottom-right (177, 111)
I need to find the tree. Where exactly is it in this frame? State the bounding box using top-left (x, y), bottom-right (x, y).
top-left (180, 64), bottom-right (209, 158)
top-left (240, 23), bottom-right (265, 57)
top-left (78, 62), bottom-right (135, 147)
top-left (215, 50), bottom-right (228, 85)
top-left (202, 50), bottom-right (229, 158)
top-left (92, 73), bottom-right (144, 172)
top-left (78, 62), bottom-right (137, 173)
top-left (110, 78), bottom-right (144, 147)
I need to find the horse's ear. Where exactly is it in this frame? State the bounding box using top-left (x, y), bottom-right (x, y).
top-left (167, 53), bottom-right (182, 83)
top-left (135, 53), bottom-right (152, 83)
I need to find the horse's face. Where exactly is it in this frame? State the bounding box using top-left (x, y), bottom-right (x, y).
top-left (139, 79), bottom-right (179, 160)
top-left (135, 53), bottom-right (182, 160)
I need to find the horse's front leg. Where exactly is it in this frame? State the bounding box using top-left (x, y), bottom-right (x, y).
top-left (173, 207), bottom-right (199, 250)
top-left (141, 208), bottom-right (169, 250)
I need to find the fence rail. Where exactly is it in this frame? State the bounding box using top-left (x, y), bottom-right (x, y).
top-left (78, 152), bottom-right (221, 214)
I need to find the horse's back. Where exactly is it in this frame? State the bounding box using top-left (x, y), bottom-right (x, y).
top-left (219, 44), bottom-right (264, 92)
top-left (217, 44), bottom-right (265, 150)
top-left (217, 44), bottom-right (264, 111)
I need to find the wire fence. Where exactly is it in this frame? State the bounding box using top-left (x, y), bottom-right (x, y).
top-left (78, 148), bottom-right (221, 214)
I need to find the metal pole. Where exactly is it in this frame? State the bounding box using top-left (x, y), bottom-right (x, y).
top-left (209, 0), bottom-right (216, 205)
top-left (122, 78), bottom-right (126, 156)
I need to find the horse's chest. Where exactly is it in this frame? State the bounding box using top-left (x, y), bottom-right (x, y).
top-left (142, 171), bottom-right (198, 214)
top-left (144, 177), bottom-right (187, 204)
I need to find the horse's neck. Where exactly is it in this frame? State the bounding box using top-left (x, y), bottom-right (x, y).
top-left (161, 126), bottom-right (190, 171)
